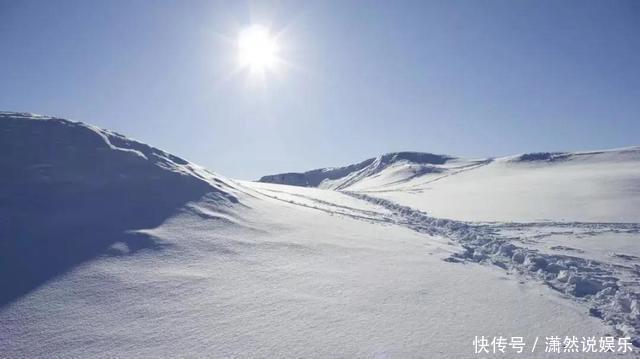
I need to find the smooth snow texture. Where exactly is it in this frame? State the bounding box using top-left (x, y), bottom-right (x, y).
top-left (260, 147), bottom-right (640, 223)
top-left (1, 181), bottom-right (612, 358)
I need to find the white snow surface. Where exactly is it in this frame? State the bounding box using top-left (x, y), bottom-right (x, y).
top-left (365, 149), bottom-right (640, 223)
top-left (261, 147), bottom-right (640, 223)
top-left (1, 113), bottom-right (638, 357)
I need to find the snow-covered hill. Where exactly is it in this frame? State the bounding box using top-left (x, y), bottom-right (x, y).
top-left (259, 147), bottom-right (640, 223)
top-left (256, 146), bottom-right (640, 350)
top-left (259, 151), bottom-right (457, 189)
top-left (0, 112), bottom-right (242, 307)
top-left (1, 113), bottom-right (638, 357)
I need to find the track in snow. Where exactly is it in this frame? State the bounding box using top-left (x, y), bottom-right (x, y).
top-left (247, 183), bottom-right (640, 346)
top-left (344, 192), bottom-right (640, 347)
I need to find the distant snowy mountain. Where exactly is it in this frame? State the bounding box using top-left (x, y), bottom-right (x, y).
top-left (259, 147), bottom-right (640, 222)
top-left (259, 151), bottom-right (456, 189)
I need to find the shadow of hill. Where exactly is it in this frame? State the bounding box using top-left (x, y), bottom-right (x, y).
top-left (0, 115), bottom-right (234, 308)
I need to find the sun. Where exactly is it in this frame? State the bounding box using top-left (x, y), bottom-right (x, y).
top-left (237, 25), bottom-right (278, 74)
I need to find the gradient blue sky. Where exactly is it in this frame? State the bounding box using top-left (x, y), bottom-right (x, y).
top-left (1, 0), bottom-right (639, 179)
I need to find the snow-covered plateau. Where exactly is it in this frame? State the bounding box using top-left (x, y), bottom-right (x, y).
top-left (1, 112), bottom-right (639, 357)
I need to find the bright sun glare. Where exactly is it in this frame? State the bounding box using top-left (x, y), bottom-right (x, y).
top-left (237, 25), bottom-right (278, 74)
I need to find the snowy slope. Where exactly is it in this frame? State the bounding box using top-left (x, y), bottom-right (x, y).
top-left (257, 147), bottom-right (640, 350)
top-left (369, 148), bottom-right (640, 223)
top-left (0, 112), bottom-right (243, 307)
top-left (260, 147), bottom-right (640, 223)
top-left (2, 181), bottom-right (614, 357)
top-left (1, 113), bottom-right (637, 357)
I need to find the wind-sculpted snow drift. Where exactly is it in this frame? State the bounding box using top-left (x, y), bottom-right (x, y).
top-left (0, 112), bottom-right (241, 306)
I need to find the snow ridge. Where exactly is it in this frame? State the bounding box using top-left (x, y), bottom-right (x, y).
top-left (0, 112), bottom-right (242, 307)
top-left (259, 151), bottom-right (454, 189)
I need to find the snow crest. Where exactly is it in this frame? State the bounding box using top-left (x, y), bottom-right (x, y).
top-left (0, 112), bottom-right (242, 307)
top-left (259, 151), bottom-right (454, 189)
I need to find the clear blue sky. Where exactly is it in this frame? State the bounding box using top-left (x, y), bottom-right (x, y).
top-left (1, 0), bottom-right (639, 179)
